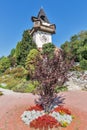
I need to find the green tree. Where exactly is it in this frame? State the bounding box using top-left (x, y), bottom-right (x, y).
top-left (80, 59), bottom-right (87, 70)
top-left (42, 43), bottom-right (55, 58)
top-left (0, 56), bottom-right (11, 73)
top-left (61, 41), bottom-right (72, 59)
top-left (9, 56), bottom-right (17, 67)
top-left (10, 48), bottom-right (15, 57)
top-left (25, 49), bottom-right (40, 76)
top-left (15, 41), bottom-right (23, 65)
top-left (15, 30), bottom-right (37, 66)
top-left (8, 48), bottom-right (17, 67)
top-left (78, 31), bottom-right (87, 41)
top-left (70, 34), bottom-right (78, 42)
top-left (77, 45), bottom-right (87, 60)
top-left (61, 31), bottom-right (87, 62)
top-left (71, 40), bottom-right (80, 61)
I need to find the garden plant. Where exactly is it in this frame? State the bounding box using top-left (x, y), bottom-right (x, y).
top-left (21, 49), bottom-right (74, 129)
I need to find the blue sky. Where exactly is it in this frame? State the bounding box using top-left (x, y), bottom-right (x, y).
top-left (0, 0), bottom-right (87, 57)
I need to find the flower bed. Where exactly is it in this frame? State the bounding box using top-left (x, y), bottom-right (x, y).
top-left (21, 105), bottom-right (74, 130)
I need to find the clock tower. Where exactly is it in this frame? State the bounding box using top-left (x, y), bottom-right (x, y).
top-left (30, 8), bottom-right (56, 48)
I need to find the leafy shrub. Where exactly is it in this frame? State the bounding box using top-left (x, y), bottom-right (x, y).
top-left (25, 49), bottom-right (40, 77)
top-left (42, 43), bottom-right (55, 58)
top-left (0, 75), bottom-right (10, 87)
top-left (14, 72), bottom-right (25, 78)
top-left (0, 56), bottom-right (11, 73)
top-left (55, 86), bottom-right (68, 93)
top-left (5, 66), bottom-right (27, 78)
top-left (70, 65), bottom-right (82, 71)
top-left (12, 81), bottom-right (28, 92)
top-left (12, 80), bottom-right (39, 93)
top-left (4, 68), bottom-right (11, 74)
top-left (12, 66), bottom-right (25, 74)
top-left (80, 59), bottom-right (87, 70)
top-left (0, 83), bottom-right (7, 88)
top-left (25, 81), bottom-right (38, 93)
top-left (9, 56), bottom-right (17, 67)
top-left (0, 74), bottom-right (20, 90)
top-left (31, 51), bottom-right (74, 113)
top-left (6, 78), bottom-right (20, 90)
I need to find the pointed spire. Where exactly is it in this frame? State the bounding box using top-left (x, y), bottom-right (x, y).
top-left (37, 8), bottom-right (50, 23)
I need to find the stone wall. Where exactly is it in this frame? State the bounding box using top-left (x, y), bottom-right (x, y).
top-left (64, 71), bottom-right (87, 90)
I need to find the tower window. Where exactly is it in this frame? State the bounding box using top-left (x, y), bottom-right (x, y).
top-left (40, 15), bottom-right (45, 21)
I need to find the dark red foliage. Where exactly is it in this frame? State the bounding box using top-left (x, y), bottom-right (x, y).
top-left (31, 50), bottom-right (74, 113)
top-left (30, 114), bottom-right (60, 130)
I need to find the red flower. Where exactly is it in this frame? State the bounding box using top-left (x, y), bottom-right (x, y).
top-left (26, 105), bottom-right (72, 130)
top-left (27, 105), bottom-right (43, 111)
top-left (53, 106), bottom-right (71, 115)
top-left (30, 114), bottom-right (60, 130)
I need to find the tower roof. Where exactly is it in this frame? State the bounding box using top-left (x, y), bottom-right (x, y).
top-left (30, 8), bottom-right (56, 35)
top-left (37, 8), bottom-right (50, 23)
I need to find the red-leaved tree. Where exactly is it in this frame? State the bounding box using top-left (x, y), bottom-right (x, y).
top-left (31, 49), bottom-right (74, 113)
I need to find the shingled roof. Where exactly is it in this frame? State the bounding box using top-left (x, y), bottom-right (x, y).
top-left (37, 8), bottom-right (50, 23)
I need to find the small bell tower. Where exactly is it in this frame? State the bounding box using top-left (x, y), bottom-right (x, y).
top-left (30, 8), bottom-right (56, 48)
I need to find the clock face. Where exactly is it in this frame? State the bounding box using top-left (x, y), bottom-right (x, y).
top-left (39, 33), bottom-right (49, 43)
top-left (40, 34), bottom-right (48, 43)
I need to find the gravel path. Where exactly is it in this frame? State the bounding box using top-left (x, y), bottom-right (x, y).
top-left (0, 88), bottom-right (87, 130)
top-left (0, 88), bottom-right (16, 95)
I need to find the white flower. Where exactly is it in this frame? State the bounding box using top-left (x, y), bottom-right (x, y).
top-left (21, 109), bottom-right (73, 126)
top-left (50, 111), bottom-right (72, 124)
top-left (21, 110), bottom-right (45, 125)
